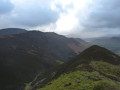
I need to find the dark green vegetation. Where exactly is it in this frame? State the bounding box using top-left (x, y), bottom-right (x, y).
top-left (90, 37), bottom-right (120, 55)
top-left (0, 28), bottom-right (89, 90)
top-left (28, 45), bottom-right (120, 90)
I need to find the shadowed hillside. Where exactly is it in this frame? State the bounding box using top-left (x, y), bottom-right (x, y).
top-left (0, 29), bottom-right (89, 90)
top-left (28, 45), bottom-right (120, 90)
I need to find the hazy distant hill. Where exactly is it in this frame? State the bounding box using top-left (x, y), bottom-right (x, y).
top-left (0, 28), bottom-right (27, 36)
top-left (0, 29), bottom-right (89, 90)
top-left (29, 45), bottom-right (120, 90)
top-left (90, 37), bottom-right (120, 55)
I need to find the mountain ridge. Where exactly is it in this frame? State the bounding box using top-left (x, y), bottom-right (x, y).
top-left (0, 28), bottom-right (89, 90)
top-left (29, 45), bottom-right (120, 90)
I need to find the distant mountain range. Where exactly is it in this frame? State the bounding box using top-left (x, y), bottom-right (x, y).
top-left (27, 45), bottom-right (120, 90)
top-left (0, 28), bottom-right (89, 90)
top-left (90, 36), bottom-right (120, 55)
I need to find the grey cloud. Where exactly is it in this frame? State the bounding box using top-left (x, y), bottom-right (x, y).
top-left (0, 0), bottom-right (60, 28)
top-left (81, 0), bottom-right (120, 29)
top-left (65, 3), bottom-right (74, 9)
top-left (55, 4), bottom-right (65, 12)
top-left (55, 3), bottom-right (74, 14)
top-left (1, 0), bottom-right (120, 39)
top-left (71, 0), bottom-right (120, 38)
top-left (0, 0), bottom-right (14, 14)
top-left (12, 7), bottom-right (59, 26)
top-left (10, 1), bottom-right (60, 27)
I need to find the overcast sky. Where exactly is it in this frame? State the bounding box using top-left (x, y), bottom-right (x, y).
top-left (0, 0), bottom-right (120, 38)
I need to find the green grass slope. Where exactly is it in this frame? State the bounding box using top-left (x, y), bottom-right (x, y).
top-left (27, 45), bottom-right (120, 90)
top-left (38, 61), bottom-right (120, 90)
